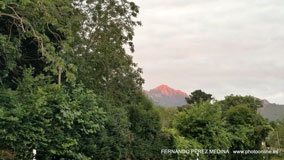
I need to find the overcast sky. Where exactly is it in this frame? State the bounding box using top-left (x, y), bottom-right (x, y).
top-left (131, 0), bottom-right (284, 104)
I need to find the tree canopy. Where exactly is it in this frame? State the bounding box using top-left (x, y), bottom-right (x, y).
top-left (185, 89), bottom-right (213, 105)
top-left (0, 0), bottom-right (174, 159)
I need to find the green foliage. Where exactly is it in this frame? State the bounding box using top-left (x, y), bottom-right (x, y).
top-left (185, 89), bottom-right (213, 105)
top-left (164, 128), bottom-right (202, 160)
top-left (128, 96), bottom-right (174, 159)
top-left (0, 35), bottom-right (20, 84)
top-left (169, 96), bottom-right (272, 160)
top-left (174, 102), bottom-right (231, 148)
top-left (173, 102), bottom-right (231, 159)
top-left (156, 107), bottom-right (177, 128)
top-left (0, 69), bottom-right (106, 159)
top-left (74, 0), bottom-right (143, 104)
top-left (267, 119), bottom-right (284, 159)
top-left (87, 100), bottom-right (132, 159)
top-left (0, 0), bottom-right (178, 159)
top-left (71, 0), bottom-right (171, 158)
top-left (219, 95), bottom-right (262, 112)
top-left (222, 100), bottom-right (271, 160)
top-left (0, 0), bottom-right (81, 88)
top-left (0, 0), bottom-right (174, 159)
top-left (225, 105), bottom-right (264, 125)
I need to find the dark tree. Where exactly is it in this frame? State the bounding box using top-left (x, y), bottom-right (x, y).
top-left (185, 89), bottom-right (213, 105)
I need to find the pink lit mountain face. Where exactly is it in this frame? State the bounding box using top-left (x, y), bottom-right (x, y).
top-left (145, 84), bottom-right (188, 107)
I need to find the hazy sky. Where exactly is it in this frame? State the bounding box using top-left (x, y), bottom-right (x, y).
top-left (131, 0), bottom-right (284, 104)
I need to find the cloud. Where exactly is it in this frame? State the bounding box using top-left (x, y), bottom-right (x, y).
top-left (132, 0), bottom-right (284, 103)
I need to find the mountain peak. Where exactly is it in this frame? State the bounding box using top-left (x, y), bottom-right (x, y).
top-left (145, 84), bottom-right (188, 107)
top-left (154, 84), bottom-right (173, 95)
top-left (155, 84), bottom-right (170, 90)
top-left (152, 84), bottom-right (187, 96)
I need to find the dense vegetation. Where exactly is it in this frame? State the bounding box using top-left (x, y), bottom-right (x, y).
top-left (159, 91), bottom-right (283, 160)
top-left (0, 0), bottom-right (171, 159)
top-left (0, 0), bottom-right (282, 159)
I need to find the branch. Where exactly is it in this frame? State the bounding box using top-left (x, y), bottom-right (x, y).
top-left (0, 7), bottom-right (45, 55)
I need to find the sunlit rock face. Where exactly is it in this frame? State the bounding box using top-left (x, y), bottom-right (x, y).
top-left (145, 84), bottom-right (188, 107)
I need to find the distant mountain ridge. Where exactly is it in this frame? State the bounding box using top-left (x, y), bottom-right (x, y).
top-left (258, 99), bottom-right (284, 121)
top-left (145, 85), bottom-right (284, 121)
top-left (145, 84), bottom-right (188, 107)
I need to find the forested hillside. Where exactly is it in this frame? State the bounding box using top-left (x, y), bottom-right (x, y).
top-left (0, 0), bottom-right (283, 160)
